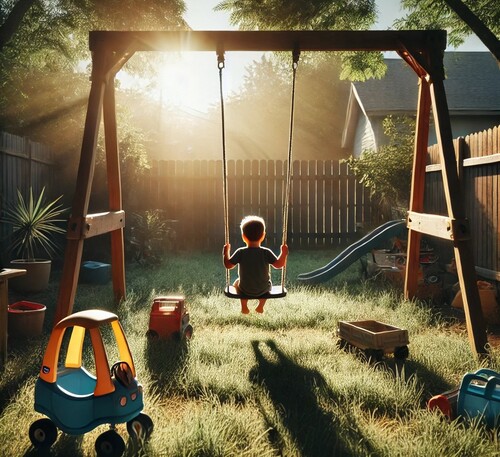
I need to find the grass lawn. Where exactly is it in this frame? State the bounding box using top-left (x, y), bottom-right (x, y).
top-left (2, 248), bottom-right (500, 456)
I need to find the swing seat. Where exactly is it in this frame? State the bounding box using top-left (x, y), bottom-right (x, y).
top-left (224, 285), bottom-right (287, 299)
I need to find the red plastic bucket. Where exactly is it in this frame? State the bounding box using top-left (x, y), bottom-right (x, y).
top-left (8, 301), bottom-right (46, 337)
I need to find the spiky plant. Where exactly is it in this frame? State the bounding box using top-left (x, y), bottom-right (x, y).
top-left (2, 187), bottom-right (67, 261)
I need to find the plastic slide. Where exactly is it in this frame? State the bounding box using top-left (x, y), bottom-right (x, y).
top-left (297, 220), bottom-right (407, 284)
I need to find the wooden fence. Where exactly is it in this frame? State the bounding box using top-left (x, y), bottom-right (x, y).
top-left (425, 126), bottom-right (500, 281)
top-left (4, 126), bottom-right (498, 270)
top-left (137, 159), bottom-right (382, 250)
top-left (0, 132), bottom-right (55, 262)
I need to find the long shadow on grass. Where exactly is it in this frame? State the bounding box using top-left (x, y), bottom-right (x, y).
top-left (144, 337), bottom-right (189, 392)
top-left (250, 339), bottom-right (358, 457)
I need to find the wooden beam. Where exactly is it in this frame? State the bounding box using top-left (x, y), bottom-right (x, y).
top-left (430, 66), bottom-right (488, 356)
top-left (404, 78), bottom-right (431, 299)
top-left (0, 269), bottom-right (26, 368)
top-left (407, 211), bottom-right (470, 241)
top-left (54, 53), bottom-right (107, 325)
top-left (66, 211), bottom-right (125, 239)
top-left (103, 79), bottom-right (126, 302)
top-left (89, 30), bottom-right (447, 54)
top-left (92, 49), bottom-right (135, 84)
top-left (475, 267), bottom-right (500, 282)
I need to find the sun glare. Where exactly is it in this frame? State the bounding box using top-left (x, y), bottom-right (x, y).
top-left (157, 53), bottom-right (223, 113)
top-left (116, 51), bottom-right (263, 114)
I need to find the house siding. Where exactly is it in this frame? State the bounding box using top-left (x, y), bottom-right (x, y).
top-left (354, 114), bottom-right (376, 157)
top-left (343, 53), bottom-right (500, 158)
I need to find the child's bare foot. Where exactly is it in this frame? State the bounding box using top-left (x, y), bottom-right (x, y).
top-left (241, 307), bottom-right (250, 314)
top-left (255, 306), bottom-right (264, 314)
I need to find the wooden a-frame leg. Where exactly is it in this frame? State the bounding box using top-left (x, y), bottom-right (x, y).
top-left (54, 72), bottom-right (106, 325)
top-left (103, 78), bottom-right (126, 302)
top-left (405, 79), bottom-right (431, 299)
top-left (430, 78), bottom-right (487, 356)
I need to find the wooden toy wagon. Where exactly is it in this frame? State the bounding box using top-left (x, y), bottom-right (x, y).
top-left (337, 320), bottom-right (409, 362)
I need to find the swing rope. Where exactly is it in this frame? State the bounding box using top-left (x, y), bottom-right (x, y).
top-left (281, 48), bottom-right (300, 290)
top-left (218, 48), bottom-right (300, 293)
top-left (217, 51), bottom-right (231, 288)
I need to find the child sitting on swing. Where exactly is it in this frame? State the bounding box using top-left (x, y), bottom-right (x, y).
top-left (223, 215), bottom-right (289, 314)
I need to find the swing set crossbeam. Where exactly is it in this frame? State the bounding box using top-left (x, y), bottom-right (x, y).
top-left (89, 29), bottom-right (446, 53)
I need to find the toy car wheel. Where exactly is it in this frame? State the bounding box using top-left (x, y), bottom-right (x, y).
top-left (146, 329), bottom-right (159, 339)
top-left (95, 429), bottom-right (125, 457)
top-left (127, 413), bottom-right (154, 441)
top-left (29, 418), bottom-right (58, 449)
top-left (394, 345), bottom-right (409, 360)
top-left (184, 324), bottom-right (193, 340)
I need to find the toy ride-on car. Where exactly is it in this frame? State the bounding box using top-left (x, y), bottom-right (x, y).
top-left (147, 295), bottom-right (193, 340)
top-left (29, 309), bottom-right (153, 457)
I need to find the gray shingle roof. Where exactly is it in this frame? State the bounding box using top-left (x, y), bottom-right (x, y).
top-left (353, 52), bottom-right (500, 113)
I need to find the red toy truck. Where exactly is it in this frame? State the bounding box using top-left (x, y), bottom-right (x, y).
top-left (147, 295), bottom-right (193, 340)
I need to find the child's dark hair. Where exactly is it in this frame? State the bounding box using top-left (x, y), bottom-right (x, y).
top-left (240, 215), bottom-right (265, 242)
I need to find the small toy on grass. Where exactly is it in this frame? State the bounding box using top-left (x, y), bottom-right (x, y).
top-left (456, 368), bottom-right (500, 427)
top-left (147, 295), bottom-right (193, 340)
top-left (29, 309), bottom-right (153, 457)
top-left (428, 369), bottom-right (500, 427)
top-left (337, 320), bottom-right (409, 362)
top-left (427, 388), bottom-right (459, 420)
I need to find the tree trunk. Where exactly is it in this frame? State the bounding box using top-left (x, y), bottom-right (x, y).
top-left (0, 0), bottom-right (37, 52)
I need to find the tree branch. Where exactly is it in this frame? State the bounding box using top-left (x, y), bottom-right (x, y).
top-left (0, 0), bottom-right (37, 52)
top-left (443, 0), bottom-right (500, 62)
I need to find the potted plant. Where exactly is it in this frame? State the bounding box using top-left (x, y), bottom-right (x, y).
top-left (2, 187), bottom-right (67, 293)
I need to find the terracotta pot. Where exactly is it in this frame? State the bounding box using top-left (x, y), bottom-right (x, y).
top-left (8, 259), bottom-right (51, 293)
top-left (8, 301), bottom-right (46, 337)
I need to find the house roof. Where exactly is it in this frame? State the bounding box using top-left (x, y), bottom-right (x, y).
top-left (342, 52), bottom-right (500, 148)
top-left (355, 52), bottom-right (500, 113)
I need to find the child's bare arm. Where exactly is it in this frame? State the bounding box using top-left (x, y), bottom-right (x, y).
top-left (223, 243), bottom-right (235, 269)
top-left (272, 244), bottom-right (289, 269)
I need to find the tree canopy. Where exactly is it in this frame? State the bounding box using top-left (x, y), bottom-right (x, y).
top-left (216, 0), bottom-right (499, 72)
top-left (398, 0), bottom-right (499, 60)
top-left (0, 0), bottom-right (187, 133)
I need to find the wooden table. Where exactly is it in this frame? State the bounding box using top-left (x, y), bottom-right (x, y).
top-left (0, 268), bottom-right (26, 368)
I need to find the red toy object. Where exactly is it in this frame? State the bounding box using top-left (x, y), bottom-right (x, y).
top-left (147, 296), bottom-right (193, 340)
top-left (427, 388), bottom-right (458, 420)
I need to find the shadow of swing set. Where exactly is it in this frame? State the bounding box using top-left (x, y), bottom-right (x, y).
top-left (52, 29), bottom-right (488, 357)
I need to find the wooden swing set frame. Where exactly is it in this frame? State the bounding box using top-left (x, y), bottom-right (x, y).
top-left (54, 29), bottom-right (488, 356)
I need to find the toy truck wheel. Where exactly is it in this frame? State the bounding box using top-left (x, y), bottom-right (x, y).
top-left (394, 345), bottom-right (409, 360)
top-left (29, 418), bottom-right (57, 449)
top-left (184, 324), bottom-right (193, 340)
top-left (127, 413), bottom-right (154, 441)
top-left (146, 329), bottom-right (159, 339)
top-left (95, 430), bottom-right (125, 457)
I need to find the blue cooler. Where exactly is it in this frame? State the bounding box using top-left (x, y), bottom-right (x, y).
top-left (80, 261), bottom-right (111, 285)
top-left (457, 368), bottom-right (500, 427)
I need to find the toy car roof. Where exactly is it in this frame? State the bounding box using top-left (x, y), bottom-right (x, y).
top-left (55, 309), bottom-right (118, 329)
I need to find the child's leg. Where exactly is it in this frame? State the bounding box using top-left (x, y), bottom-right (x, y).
top-left (240, 298), bottom-right (250, 314)
top-left (255, 298), bottom-right (267, 313)
top-left (233, 279), bottom-right (250, 314)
